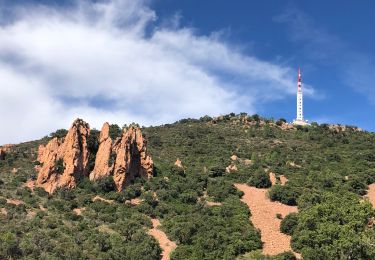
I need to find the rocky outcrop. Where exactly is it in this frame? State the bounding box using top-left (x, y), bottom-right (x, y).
top-left (89, 123), bottom-right (113, 181)
top-left (113, 126), bottom-right (153, 191)
top-left (0, 144), bottom-right (12, 160)
top-left (36, 119), bottom-right (90, 193)
top-left (36, 120), bottom-right (153, 193)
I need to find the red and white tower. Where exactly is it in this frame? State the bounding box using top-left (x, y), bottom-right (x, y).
top-left (296, 68), bottom-right (303, 121)
top-left (293, 68), bottom-right (308, 125)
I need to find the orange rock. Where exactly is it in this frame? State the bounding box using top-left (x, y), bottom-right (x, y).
top-left (113, 127), bottom-right (153, 191)
top-left (230, 154), bottom-right (238, 161)
top-left (36, 119), bottom-right (90, 193)
top-left (0, 144), bottom-right (12, 160)
top-left (90, 123), bottom-right (113, 181)
top-left (36, 120), bottom-right (153, 193)
top-left (226, 164), bottom-right (238, 173)
top-left (174, 158), bottom-right (183, 168)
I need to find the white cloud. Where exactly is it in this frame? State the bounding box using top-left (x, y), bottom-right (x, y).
top-left (0, 0), bottom-right (311, 144)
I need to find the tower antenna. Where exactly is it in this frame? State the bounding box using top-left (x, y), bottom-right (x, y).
top-left (293, 68), bottom-right (309, 125)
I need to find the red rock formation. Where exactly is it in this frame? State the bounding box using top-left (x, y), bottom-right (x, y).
top-left (36, 119), bottom-right (90, 193)
top-left (89, 123), bottom-right (113, 181)
top-left (113, 126), bottom-right (153, 191)
top-left (0, 144), bottom-right (12, 160)
top-left (36, 120), bottom-right (153, 193)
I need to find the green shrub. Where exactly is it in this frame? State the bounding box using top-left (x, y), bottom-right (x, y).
top-left (92, 176), bottom-right (116, 193)
top-left (248, 168), bottom-right (271, 188)
top-left (109, 124), bottom-right (122, 140)
top-left (268, 185), bottom-right (300, 206)
top-left (280, 213), bottom-right (298, 235)
top-left (55, 158), bottom-right (65, 174)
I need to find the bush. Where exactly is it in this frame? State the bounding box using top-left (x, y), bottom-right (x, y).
top-left (268, 185), bottom-right (300, 206)
top-left (55, 158), bottom-right (65, 174)
top-left (273, 251), bottom-right (296, 260)
top-left (93, 176), bottom-right (116, 193)
top-left (109, 124), bottom-right (122, 140)
top-left (0, 197), bottom-right (6, 205)
top-left (49, 129), bottom-right (68, 139)
top-left (248, 168), bottom-right (271, 188)
top-left (280, 213), bottom-right (298, 235)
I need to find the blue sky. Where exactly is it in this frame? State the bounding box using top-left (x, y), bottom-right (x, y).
top-left (151, 1), bottom-right (375, 129)
top-left (0, 0), bottom-right (374, 143)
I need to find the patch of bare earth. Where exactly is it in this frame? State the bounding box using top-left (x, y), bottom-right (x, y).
top-left (206, 201), bottom-right (222, 206)
top-left (269, 173), bottom-right (288, 186)
top-left (1, 208), bottom-right (7, 215)
top-left (125, 198), bottom-right (143, 205)
top-left (367, 183), bottom-right (375, 208)
top-left (73, 208), bottom-right (85, 215)
top-left (24, 180), bottom-right (35, 191)
top-left (6, 199), bottom-right (24, 205)
top-left (92, 196), bottom-right (114, 204)
top-left (234, 183), bottom-right (299, 257)
top-left (148, 219), bottom-right (177, 260)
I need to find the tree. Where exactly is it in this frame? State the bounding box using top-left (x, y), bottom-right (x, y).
top-left (291, 192), bottom-right (375, 259)
top-left (248, 168), bottom-right (271, 188)
top-left (280, 213), bottom-right (299, 235)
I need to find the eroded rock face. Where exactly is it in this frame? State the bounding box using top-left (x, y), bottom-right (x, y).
top-left (113, 127), bottom-right (153, 191)
top-left (36, 119), bottom-right (90, 193)
top-left (36, 120), bottom-right (153, 193)
top-left (0, 144), bottom-right (12, 160)
top-left (89, 123), bottom-right (113, 181)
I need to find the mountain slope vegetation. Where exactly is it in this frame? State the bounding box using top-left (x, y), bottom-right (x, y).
top-left (0, 113), bottom-right (374, 259)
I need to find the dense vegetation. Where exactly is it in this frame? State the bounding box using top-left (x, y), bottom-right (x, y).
top-left (0, 113), bottom-right (374, 259)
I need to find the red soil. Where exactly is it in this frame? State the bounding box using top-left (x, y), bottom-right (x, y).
top-left (73, 208), bottom-right (85, 215)
top-left (234, 183), bottom-right (298, 256)
top-left (269, 172), bottom-right (288, 186)
top-left (280, 175), bottom-right (288, 185)
top-left (1, 208), bottom-right (7, 215)
top-left (6, 198), bottom-right (24, 205)
top-left (269, 172), bottom-right (277, 186)
top-left (125, 198), bottom-right (143, 205)
top-left (92, 196), bottom-right (114, 204)
top-left (148, 219), bottom-right (177, 260)
top-left (367, 183), bottom-right (375, 208)
top-left (24, 180), bottom-right (35, 191)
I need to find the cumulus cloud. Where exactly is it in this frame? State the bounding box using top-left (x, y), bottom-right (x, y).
top-left (0, 0), bottom-right (310, 144)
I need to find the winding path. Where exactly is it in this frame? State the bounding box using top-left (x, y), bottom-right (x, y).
top-left (148, 219), bottom-right (177, 260)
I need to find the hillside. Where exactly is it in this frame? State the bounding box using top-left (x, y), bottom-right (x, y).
top-left (0, 113), bottom-right (374, 260)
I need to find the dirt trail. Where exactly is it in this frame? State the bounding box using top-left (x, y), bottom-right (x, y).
top-left (234, 183), bottom-right (298, 257)
top-left (367, 183), bottom-right (375, 208)
top-left (148, 219), bottom-right (177, 260)
top-left (92, 196), bottom-right (114, 204)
